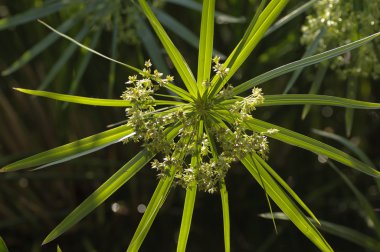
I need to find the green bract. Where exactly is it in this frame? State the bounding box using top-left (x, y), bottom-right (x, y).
top-left (2, 0), bottom-right (380, 251)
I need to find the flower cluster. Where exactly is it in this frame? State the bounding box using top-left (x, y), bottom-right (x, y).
top-left (122, 60), bottom-right (277, 193)
top-left (212, 56), bottom-right (230, 78)
top-left (301, 0), bottom-right (380, 79)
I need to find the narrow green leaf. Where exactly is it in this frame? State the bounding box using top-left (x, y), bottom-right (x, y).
top-left (209, 0), bottom-right (289, 97)
top-left (259, 94), bottom-right (380, 109)
top-left (0, 236), bottom-right (9, 252)
top-left (1, 125), bottom-right (134, 172)
top-left (138, 0), bottom-right (198, 96)
top-left (243, 116), bottom-right (380, 177)
top-left (264, 0), bottom-right (317, 37)
top-left (0, 2), bottom-right (65, 31)
top-left (127, 166), bottom-right (176, 252)
top-left (254, 153), bottom-right (320, 225)
top-left (38, 20), bottom-right (140, 73)
top-left (231, 32), bottom-right (380, 96)
top-left (328, 161), bottom-right (380, 238)
top-left (177, 183), bottom-right (197, 252)
top-left (57, 245), bottom-right (62, 252)
top-left (153, 8), bottom-right (225, 59)
top-left (220, 180), bottom-right (230, 252)
top-left (242, 154), bottom-right (333, 251)
top-left (261, 212), bottom-right (380, 251)
top-left (15, 88), bottom-right (131, 106)
top-left (39, 26), bottom-right (90, 90)
top-left (14, 88), bottom-right (184, 107)
top-left (302, 63), bottom-right (328, 119)
top-left (283, 26), bottom-right (326, 94)
top-left (197, 0), bottom-right (215, 94)
top-left (2, 17), bottom-right (79, 76)
top-left (43, 149), bottom-right (154, 245)
top-left (177, 120), bottom-right (203, 252)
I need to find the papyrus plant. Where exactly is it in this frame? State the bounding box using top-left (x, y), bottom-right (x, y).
top-left (2, 0), bottom-right (380, 251)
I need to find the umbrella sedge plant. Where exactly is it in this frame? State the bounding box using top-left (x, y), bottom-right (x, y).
top-left (2, 0), bottom-right (380, 251)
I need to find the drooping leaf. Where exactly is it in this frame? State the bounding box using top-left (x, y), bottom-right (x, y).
top-left (259, 94), bottom-right (380, 109)
top-left (43, 149), bottom-right (154, 245)
top-left (1, 125), bottom-right (134, 172)
top-left (217, 110), bottom-right (380, 177)
top-left (38, 20), bottom-right (140, 72)
top-left (261, 212), bottom-right (380, 251)
top-left (242, 154), bottom-right (333, 251)
top-left (14, 88), bottom-right (183, 107)
top-left (254, 153), bottom-right (320, 224)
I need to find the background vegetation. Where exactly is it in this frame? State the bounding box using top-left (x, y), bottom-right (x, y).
top-left (1, 0), bottom-right (380, 251)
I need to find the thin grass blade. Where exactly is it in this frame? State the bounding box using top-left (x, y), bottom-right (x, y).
top-left (216, 110), bottom-right (380, 177)
top-left (232, 32), bottom-right (380, 96)
top-left (138, 0), bottom-right (197, 96)
top-left (14, 88), bottom-right (183, 107)
top-left (177, 183), bottom-right (197, 252)
top-left (259, 94), bottom-right (380, 109)
top-left (243, 116), bottom-right (380, 177)
top-left (220, 180), bottom-right (230, 252)
top-left (127, 166), bottom-right (176, 251)
top-left (242, 154), bottom-right (333, 251)
top-left (254, 153), bottom-right (320, 224)
top-left (1, 125), bottom-right (134, 172)
top-left (196, 0), bottom-right (215, 94)
top-left (42, 149), bottom-right (154, 245)
top-left (209, 0), bottom-right (289, 97)
top-left (261, 212), bottom-right (380, 251)
top-left (38, 20), bottom-right (140, 72)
